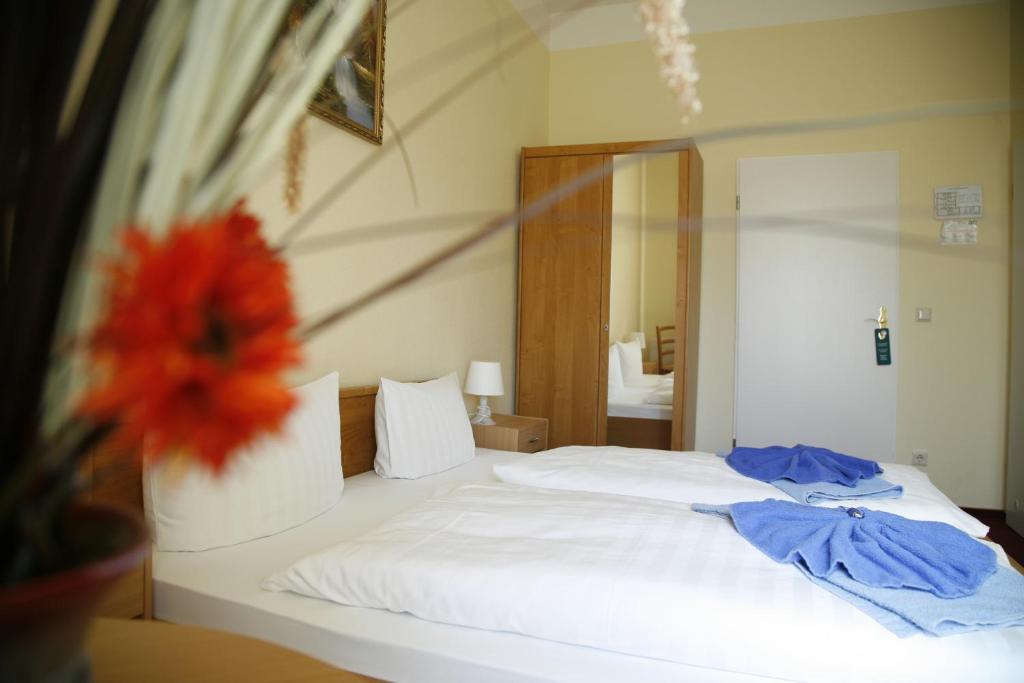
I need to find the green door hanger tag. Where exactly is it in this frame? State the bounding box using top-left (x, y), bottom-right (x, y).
top-left (874, 328), bottom-right (892, 366)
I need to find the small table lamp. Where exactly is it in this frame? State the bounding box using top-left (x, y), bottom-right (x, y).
top-left (627, 331), bottom-right (646, 349)
top-left (465, 361), bottom-right (503, 425)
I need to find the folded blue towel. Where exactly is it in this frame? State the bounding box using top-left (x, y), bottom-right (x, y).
top-left (771, 476), bottom-right (903, 505)
top-left (692, 500), bottom-right (1024, 637)
top-left (724, 444), bottom-right (883, 486)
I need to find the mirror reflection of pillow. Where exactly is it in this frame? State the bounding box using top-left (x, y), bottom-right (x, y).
top-left (614, 340), bottom-right (643, 384)
top-left (608, 345), bottom-right (625, 388)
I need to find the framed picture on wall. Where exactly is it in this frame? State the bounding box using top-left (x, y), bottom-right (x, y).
top-left (296, 0), bottom-right (387, 145)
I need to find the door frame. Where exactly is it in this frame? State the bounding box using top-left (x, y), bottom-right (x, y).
top-left (517, 138), bottom-right (701, 450)
top-left (1008, 137), bottom-right (1024, 535)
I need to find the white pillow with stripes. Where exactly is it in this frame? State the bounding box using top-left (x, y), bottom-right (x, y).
top-left (614, 340), bottom-right (644, 384)
top-left (144, 372), bottom-right (343, 552)
top-left (374, 373), bottom-right (475, 479)
top-left (608, 345), bottom-right (625, 388)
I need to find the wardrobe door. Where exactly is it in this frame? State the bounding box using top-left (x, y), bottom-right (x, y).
top-left (672, 148), bottom-right (702, 451)
top-left (517, 153), bottom-right (611, 448)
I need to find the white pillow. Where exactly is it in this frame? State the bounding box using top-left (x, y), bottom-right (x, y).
top-left (374, 373), bottom-right (475, 479)
top-left (614, 340), bottom-right (644, 384)
top-left (143, 372), bottom-right (343, 552)
top-left (608, 346), bottom-right (625, 388)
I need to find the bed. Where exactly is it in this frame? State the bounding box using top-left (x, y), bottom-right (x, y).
top-left (607, 374), bottom-right (672, 449)
top-left (156, 451), bottom-right (767, 683)
top-left (150, 383), bottom-right (1024, 683)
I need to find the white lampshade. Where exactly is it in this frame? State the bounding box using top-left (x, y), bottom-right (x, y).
top-left (464, 361), bottom-right (504, 396)
top-left (627, 331), bottom-right (646, 349)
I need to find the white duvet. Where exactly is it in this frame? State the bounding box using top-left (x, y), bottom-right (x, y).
top-left (493, 446), bottom-right (989, 537)
top-left (265, 482), bottom-right (1024, 683)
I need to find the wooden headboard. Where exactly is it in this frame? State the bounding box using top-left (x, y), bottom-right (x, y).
top-left (338, 384), bottom-right (380, 477)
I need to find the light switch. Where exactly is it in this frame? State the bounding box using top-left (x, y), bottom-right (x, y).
top-left (915, 307), bottom-right (932, 322)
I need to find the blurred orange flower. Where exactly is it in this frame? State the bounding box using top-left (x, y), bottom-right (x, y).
top-left (80, 204), bottom-right (302, 472)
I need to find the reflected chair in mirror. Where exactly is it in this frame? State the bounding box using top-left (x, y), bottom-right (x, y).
top-left (656, 325), bottom-right (675, 375)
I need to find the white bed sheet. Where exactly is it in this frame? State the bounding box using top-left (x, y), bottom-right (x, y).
top-left (607, 386), bottom-right (672, 420)
top-left (625, 374), bottom-right (666, 389)
top-left (265, 482), bottom-right (1024, 683)
top-left (154, 450), bottom-right (763, 683)
top-left (493, 446), bottom-right (990, 538)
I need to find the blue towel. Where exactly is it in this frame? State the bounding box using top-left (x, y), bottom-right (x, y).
top-left (771, 476), bottom-right (903, 505)
top-left (692, 500), bottom-right (1024, 637)
top-left (693, 500), bottom-right (995, 597)
top-left (725, 444), bottom-right (883, 486)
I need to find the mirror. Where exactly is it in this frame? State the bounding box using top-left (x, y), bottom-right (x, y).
top-left (606, 152), bottom-right (679, 449)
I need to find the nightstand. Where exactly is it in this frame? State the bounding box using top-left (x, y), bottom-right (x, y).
top-left (471, 414), bottom-right (548, 453)
top-left (88, 619), bottom-right (378, 682)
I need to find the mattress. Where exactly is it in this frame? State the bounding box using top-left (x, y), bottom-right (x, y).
top-left (607, 386), bottom-right (672, 420)
top-left (155, 449), bottom-right (758, 682)
top-left (266, 482), bottom-right (1024, 683)
top-left (155, 448), bottom-right (1024, 683)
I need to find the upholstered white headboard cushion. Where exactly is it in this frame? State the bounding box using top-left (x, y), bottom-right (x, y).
top-left (144, 372), bottom-right (343, 552)
top-left (374, 373), bottom-right (475, 479)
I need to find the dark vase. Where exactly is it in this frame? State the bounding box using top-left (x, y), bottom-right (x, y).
top-left (0, 503), bottom-right (148, 683)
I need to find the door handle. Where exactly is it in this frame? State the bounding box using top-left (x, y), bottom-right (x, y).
top-left (865, 306), bottom-right (888, 328)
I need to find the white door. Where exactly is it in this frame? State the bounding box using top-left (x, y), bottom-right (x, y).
top-left (735, 152), bottom-right (899, 461)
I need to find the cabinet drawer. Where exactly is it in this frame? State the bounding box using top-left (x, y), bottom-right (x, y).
top-left (517, 422), bottom-right (547, 453)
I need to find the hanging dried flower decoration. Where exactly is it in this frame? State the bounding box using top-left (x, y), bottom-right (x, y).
top-left (79, 204), bottom-right (302, 473)
top-left (638, 0), bottom-right (702, 121)
top-left (284, 118), bottom-right (307, 214)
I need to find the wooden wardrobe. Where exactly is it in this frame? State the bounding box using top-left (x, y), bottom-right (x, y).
top-left (515, 139), bottom-right (703, 451)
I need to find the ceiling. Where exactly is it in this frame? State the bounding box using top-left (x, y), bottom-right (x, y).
top-left (508, 0), bottom-right (989, 50)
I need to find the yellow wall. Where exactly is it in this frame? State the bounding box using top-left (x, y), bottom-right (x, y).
top-left (610, 159), bottom-right (642, 345)
top-left (1008, 1), bottom-right (1024, 527)
top-left (250, 0), bottom-right (548, 414)
top-left (640, 153), bottom-right (678, 366)
top-left (550, 2), bottom-right (1011, 507)
top-left (1013, 0), bottom-right (1024, 138)
top-left (610, 153), bottom-right (678, 360)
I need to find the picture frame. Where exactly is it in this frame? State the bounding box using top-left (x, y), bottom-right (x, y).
top-left (302, 0), bottom-right (387, 145)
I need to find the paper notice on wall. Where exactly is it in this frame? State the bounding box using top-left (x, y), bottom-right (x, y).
top-left (940, 219), bottom-right (978, 245)
top-left (934, 185), bottom-right (983, 219)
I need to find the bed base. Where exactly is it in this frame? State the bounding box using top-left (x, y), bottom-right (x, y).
top-left (606, 416), bottom-right (672, 450)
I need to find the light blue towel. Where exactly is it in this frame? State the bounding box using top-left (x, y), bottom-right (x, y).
top-left (802, 563), bottom-right (1024, 637)
top-left (692, 500), bottom-right (1024, 637)
top-left (771, 476), bottom-right (904, 505)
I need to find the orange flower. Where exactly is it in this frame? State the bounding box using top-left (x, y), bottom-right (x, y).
top-left (80, 204), bottom-right (302, 472)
